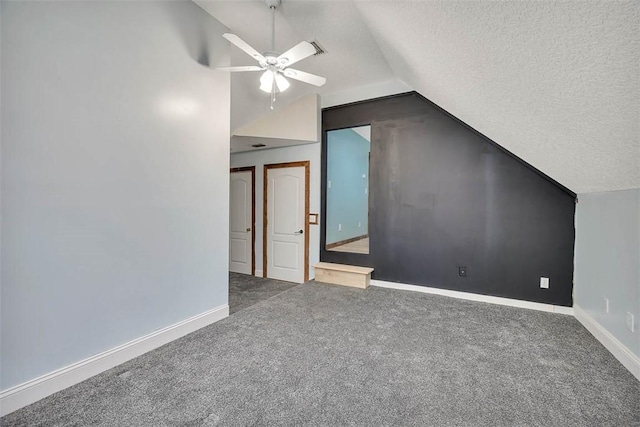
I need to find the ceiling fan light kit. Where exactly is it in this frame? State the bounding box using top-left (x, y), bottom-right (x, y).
top-left (216, 0), bottom-right (326, 109)
top-left (260, 70), bottom-right (290, 93)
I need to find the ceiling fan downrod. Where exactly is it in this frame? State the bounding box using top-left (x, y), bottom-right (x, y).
top-left (270, 2), bottom-right (276, 52)
top-left (267, 0), bottom-right (281, 109)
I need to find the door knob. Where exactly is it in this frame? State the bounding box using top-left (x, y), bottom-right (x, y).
top-left (246, 227), bottom-right (251, 232)
top-left (294, 229), bottom-right (304, 235)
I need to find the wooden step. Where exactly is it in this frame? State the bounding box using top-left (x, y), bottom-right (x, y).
top-left (313, 262), bottom-right (374, 289)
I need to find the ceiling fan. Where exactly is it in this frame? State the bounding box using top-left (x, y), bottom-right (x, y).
top-left (216, 0), bottom-right (326, 109)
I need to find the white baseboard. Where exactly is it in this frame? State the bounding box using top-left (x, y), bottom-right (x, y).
top-left (370, 279), bottom-right (574, 315)
top-left (0, 304), bottom-right (229, 417)
top-left (574, 305), bottom-right (640, 382)
top-left (255, 269), bottom-right (264, 278)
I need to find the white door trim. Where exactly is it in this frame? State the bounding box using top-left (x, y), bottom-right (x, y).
top-left (263, 161), bottom-right (310, 282)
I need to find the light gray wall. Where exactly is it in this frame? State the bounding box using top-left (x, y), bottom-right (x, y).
top-left (1, 1), bottom-right (230, 389)
top-left (230, 143), bottom-right (321, 278)
top-left (574, 189), bottom-right (640, 357)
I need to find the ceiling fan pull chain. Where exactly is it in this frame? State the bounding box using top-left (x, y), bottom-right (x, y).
top-left (270, 80), bottom-right (276, 110)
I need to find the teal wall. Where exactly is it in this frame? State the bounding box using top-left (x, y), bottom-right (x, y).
top-left (326, 129), bottom-right (370, 245)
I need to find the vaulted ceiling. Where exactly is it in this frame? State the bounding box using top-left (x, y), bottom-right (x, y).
top-left (195, 0), bottom-right (639, 194)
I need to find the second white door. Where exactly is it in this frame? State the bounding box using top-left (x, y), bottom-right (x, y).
top-left (229, 170), bottom-right (253, 275)
top-left (265, 164), bottom-right (307, 283)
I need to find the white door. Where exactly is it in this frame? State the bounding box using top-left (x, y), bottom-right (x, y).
top-left (266, 165), bottom-right (306, 283)
top-left (229, 170), bottom-right (252, 274)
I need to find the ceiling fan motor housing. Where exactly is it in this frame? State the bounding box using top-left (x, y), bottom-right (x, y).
top-left (263, 51), bottom-right (281, 63)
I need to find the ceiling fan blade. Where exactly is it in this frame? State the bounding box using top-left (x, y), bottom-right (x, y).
top-left (223, 33), bottom-right (266, 63)
top-left (276, 41), bottom-right (316, 67)
top-left (216, 66), bottom-right (264, 72)
top-left (283, 68), bottom-right (326, 87)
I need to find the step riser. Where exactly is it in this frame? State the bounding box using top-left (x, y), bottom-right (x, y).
top-left (315, 268), bottom-right (371, 289)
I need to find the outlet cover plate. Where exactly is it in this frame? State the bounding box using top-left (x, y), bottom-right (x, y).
top-left (627, 312), bottom-right (635, 333)
top-left (458, 266), bottom-right (467, 277)
top-left (540, 277), bottom-right (549, 289)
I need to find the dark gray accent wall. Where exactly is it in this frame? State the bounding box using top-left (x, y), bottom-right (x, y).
top-left (321, 93), bottom-right (576, 306)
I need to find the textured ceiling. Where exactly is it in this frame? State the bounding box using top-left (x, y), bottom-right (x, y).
top-left (197, 0), bottom-right (639, 193)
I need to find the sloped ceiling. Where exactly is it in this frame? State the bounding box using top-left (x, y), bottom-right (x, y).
top-left (196, 0), bottom-right (639, 194)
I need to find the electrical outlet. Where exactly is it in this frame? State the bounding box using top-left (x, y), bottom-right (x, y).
top-left (626, 312), bottom-right (635, 333)
top-left (540, 277), bottom-right (549, 289)
top-left (458, 266), bottom-right (467, 277)
top-left (338, 224), bottom-right (342, 232)
top-left (604, 298), bottom-right (609, 314)
top-left (358, 221), bottom-right (361, 228)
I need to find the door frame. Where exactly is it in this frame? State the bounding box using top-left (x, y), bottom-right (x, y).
top-left (230, 166), bottom-right (256, 276)
top-left (263, 161), bottom-right (310, 282)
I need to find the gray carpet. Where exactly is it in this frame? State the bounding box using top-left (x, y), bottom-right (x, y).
top-left (228, 272), bottom-right (298, 314)
top-left (3, 283), bottom-right (639, 426)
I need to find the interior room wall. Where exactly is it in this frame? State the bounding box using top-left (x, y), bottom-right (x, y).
top-left (322, 93), bottom-right (576, 306)
top-left (233, 94), bottom-right (319, 142)
top-left (230, 143), bottom-right (321, 278)
top-left (574, 189), bottom-right (639, 358)
top-left (1, 1), bottom-right (230, 390)
top-left (326, 129), bottom-right (370, 245)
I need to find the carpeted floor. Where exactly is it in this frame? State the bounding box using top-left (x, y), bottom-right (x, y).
top-left (3, 282), bottom-right (639, 426)
top-left (228, 272), bottom-right (298, 314)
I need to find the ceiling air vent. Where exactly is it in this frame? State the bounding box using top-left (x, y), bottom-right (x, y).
top-left (310, 40), bottom-right (327, 56)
